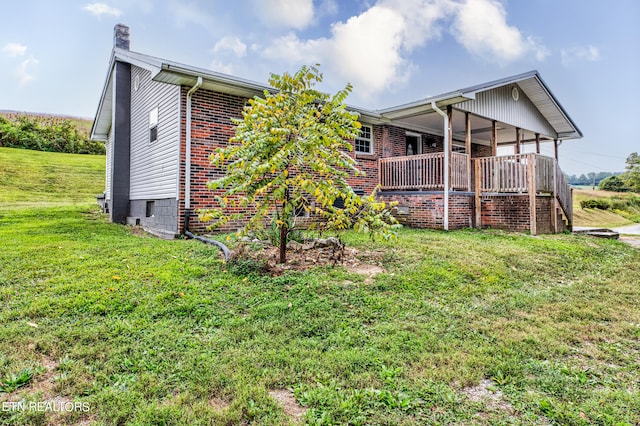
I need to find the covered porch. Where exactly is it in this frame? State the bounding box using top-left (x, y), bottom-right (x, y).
top-left (378, 152), bottom-right (572, 234)
top-left (372, 71), bottom-right (581, 235)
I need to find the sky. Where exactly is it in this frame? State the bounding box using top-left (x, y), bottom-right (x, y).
top-left (0, 0), bottom-right (638, 176)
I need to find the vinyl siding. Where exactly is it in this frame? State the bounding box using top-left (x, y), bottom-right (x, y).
top-left (105, 127), bottom-right (113, 199)
top-left (455, 84), bottom-right (556, 138)
top-left (129, 66), bottom-right (181, 200)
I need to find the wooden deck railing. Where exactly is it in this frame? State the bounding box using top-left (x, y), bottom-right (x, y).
top-left (476, 154), bottom-right (529, 192)
top-left (555, 161), bottom-right (573, 222)
top-left (475, 153), bottom-right (573, 227)
top-left (379, 152), bottom-right (469, 191)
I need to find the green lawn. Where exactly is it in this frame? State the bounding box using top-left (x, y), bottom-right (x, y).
top-left (1, 149), bottom-right (639, 425)
top-left (0, 147), bottom-right (105, 208)
top-left (1, 205), bottom-right (639, 425)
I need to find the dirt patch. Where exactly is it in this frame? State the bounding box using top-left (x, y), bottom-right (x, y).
top-left (346, 263), bottom-right (385, 284)
top-left (269, 389), bottom-right (307, 423)
top-left (229, 238), bottom-right (387, 277)
top-left (0, 355), bottom-right (92, 425)
top-left (208, 397), bottom-right (231, 412)
top-left (462, 379), bottom-right (514, 414)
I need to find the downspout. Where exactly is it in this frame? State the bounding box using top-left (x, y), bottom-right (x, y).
top-left (183, 76), bottom-right (230, 261)
top-left (185, 76), bottom-right (203, 232)
top-left (431, 101), bottom-right (449, 231)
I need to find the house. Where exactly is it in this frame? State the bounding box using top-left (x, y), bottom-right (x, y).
top-left (91, 25), bottom-right (581, 239)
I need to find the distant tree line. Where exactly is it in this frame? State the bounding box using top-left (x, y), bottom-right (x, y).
top-left (598, 153), bottom-right (639, 193)
top-left (0, 114), bottom-right (105, 155)
top-left (566, 171), bottom-right (619, 187)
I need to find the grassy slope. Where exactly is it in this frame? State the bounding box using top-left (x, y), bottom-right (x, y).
top-left (573, 188), bottom-right (636, 228)
top-left (0, 149), bottom-right (639, 424)
top-left (0, 147), bottom-right (105, 208)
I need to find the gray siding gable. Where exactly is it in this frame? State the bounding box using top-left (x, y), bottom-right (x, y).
top-left (105, 127), bottom-right (113, 199)
top-left (129, 65), bottom-right (181, 200)
top-left (454, 84), bottom-right (557, 138)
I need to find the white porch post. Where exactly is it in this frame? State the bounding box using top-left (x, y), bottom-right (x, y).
top-left (432, 101), bottom-right (449, 231)
top-left (465, 112), bottom-right (472, 191)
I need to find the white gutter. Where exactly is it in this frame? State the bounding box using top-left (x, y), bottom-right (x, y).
top-left (431, 101), bottom-right (449, 231)
top-left (185, 76), bottom-right (203, 212)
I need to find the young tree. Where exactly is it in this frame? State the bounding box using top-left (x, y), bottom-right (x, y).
top-left (202, 65), bottom-right (398, 263)
top-left (622, 152), bottom-right (640, 192)
top-left (598, 175), bottom-right (629, 192)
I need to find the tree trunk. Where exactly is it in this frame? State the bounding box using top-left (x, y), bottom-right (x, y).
top-left (278, 188), bottom-right (289, 264)
top-left (278, 221), bottom-right (288, 264)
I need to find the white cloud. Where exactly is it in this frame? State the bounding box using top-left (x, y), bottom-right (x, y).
top-left (451, 0), bottom-right (548, 63)
top-left (16, 55), bottom-right (38, 86)
top-left (379, 0), bottom-right (457, 50)
top-left (561, 45), bottom-right (601, 66)
top-left (256, 0), bottom-right (315, 29)
top-left (83, 3), bottom-right (122, 17)
top-left (210, 60), bottom-right (234, 75)
top-left (329, 6), bottom-right (407, 92)
top-left (260, 3), bottom-right (427, 94)
top-left (212, 36), bottom-right (247, 58)
top-left (261, 33), bottom-right (326, 64)
top-left (2, 43), bottom-right (27, 57)
top-left (259, 0), bottom-right (547, 95)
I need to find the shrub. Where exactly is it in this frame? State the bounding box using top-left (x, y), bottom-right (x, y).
top-left (598, 175), bottom-right (630, 192)
top-left (580, 199), bottom-right (611, 210)
top-left (0, 114), bottom-right (104, 155)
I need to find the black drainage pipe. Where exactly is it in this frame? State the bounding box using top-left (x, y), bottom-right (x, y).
top-left (184, 209), bottom-right (230, 261)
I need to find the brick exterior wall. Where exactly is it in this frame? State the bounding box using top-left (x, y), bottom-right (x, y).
top-left (472, 144), bottom-right (492, 158)
top-left (173, 85), bottom-right (558, 235)
top-left (536, 195), bottom-right (553, 234)
top-left (175, 87), bottom-right (454, 234)
top-left (178, 87), bottom-right (250, 234)
top-left (478, 194), bottom-right (559, 234)
top-left (377, 192), bottom-right (475, 230)
top-left (480, 194), bottom-right (530, 232)
top-left (371, 191), bottom-right (563, 234)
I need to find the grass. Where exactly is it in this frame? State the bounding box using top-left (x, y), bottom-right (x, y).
top-left (573, 188), bottom-right (639, 228)
top-left (1, 207), bottom-right (639, 425)
top-left (1, 149), bottom-right (639, 424)
top-left (0, 147), bottom-right (105, 209)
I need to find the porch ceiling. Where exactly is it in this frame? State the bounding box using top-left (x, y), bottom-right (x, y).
top-left (390, 110), bottom-right (553, 147)
top-left (379, 71), bottom-right (582, 142)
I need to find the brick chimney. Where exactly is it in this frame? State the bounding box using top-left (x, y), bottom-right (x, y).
top-left (113, 24), bottom-right (130, 50)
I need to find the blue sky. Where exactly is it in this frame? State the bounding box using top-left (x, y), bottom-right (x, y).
top-left (0, 0), bottom-right (638, 175)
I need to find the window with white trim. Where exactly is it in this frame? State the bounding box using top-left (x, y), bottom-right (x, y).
top-left (149, 107), bottom-right (158, 143)
top-left (355, 125), bottom-right (373, 154)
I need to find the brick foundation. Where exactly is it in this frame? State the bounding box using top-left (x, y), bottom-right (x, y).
top-left (376, 192), bottom-right (561, 234)
top-left (480, 194), bottom-right (557, 233)
top-left (377, 191), bottom-right (475, 229)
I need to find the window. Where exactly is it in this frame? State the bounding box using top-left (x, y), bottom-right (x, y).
top-left (406, 132), bottom-right (421, 155)
top-left (333, 190), bottom-right (364, 209)
top-left (355, 125), bottom-right (373, 154)
top-left (149, 107), bottom-right (158, 143)
top-left (452, 144), bottom-right (466, 153)
top-left (146, 200), bottom-right (155, 217)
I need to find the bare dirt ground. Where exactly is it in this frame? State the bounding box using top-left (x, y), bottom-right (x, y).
top-left (269, 389), bottom-right (307, 424)
top-left (229, 238), bottom-right (387, 278)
